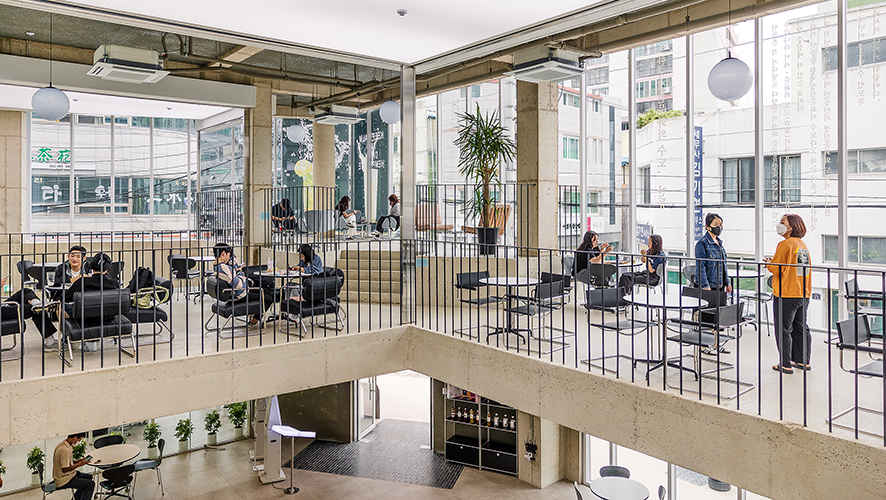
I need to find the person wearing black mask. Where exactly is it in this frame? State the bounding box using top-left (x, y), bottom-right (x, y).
top-left (694, 213), bottom-right (733, 354)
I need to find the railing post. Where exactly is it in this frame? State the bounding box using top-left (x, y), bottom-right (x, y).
top-left (401, 66), bottom-right (417, 325)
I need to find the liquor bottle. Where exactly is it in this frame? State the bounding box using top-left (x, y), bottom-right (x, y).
top-left (457, 408), bottom-right (463, 422)
top-left (509, 416), bottom-right (516, 431)
top-left (494, 413), bottom-right (499, 428)
top-left (469, 409), bottom-right (475, 424)
top-left (501, 415), bottom-right (508, 429)
top-left (486, 411), bottom-right (492, 427)
top-left (450, 407), bottom-right (455, 421)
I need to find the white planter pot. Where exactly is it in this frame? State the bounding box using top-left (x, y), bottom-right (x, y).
top-left (31, 472), bottom-right (40, 486)
top-left (146, 446), bottom-right (159, 460)
top-left (234, 427), bottom-right (244, 439)
top-left (207, 434), bottom-right (217, 446)
top-left (178, 440), bottom-right (189, 453)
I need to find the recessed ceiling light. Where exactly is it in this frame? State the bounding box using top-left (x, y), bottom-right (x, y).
top-left (25, 31), bottom-right (35, 37)
top-left (397, 9), bottom-right (407, 16)
top-left (166, 107), bottom-right (172, 110)
top-left (72, 98), bottom-right (79, 102)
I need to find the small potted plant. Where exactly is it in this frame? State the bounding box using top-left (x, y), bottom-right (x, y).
top-left (225, 403), bottom-right (248, 439)
top-left (26, 446), bottom-right (44, 486)
top-left (204, 410), bottom-right (222, 446)
top-left (143, 422), bottom-right (161, 459)
top-left (174, 418), bottom-right (194, 453)
top-left (0, 459), bottom-right (7, 484)
top-left (72, 440), bottom-right (87, 461)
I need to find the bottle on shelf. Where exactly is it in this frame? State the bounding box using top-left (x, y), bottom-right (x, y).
top-left (450, 407), bottom-right (456, 421)
top-left (509, 416), bottom-right (516, 430)
top-left (501, 415), bottom-right (508, 429)
top-left (469, 409), bottom-right (475, 424)
top-left (457, 408), bottom-right (463, 422)
top-left (486, 411), bottom-right (492, 427)
top-left (494, 413), bottom-right (499, 428)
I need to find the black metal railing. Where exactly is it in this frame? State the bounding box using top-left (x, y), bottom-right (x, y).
top-left (261, 186), bottom-right (338, 244)
top-left (0, 232), bottom-right (883, 448)
top-left (195, 190), bottom-right (244, 244)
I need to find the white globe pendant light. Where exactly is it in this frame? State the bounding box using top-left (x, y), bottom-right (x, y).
top-left (286, 123), bottom-right (307, 143)
top-left (379, 100), bottom-right (400, 124)
top-left (707, 53), bottom-right (753, 102)
top-left (32, 86), bottom-right (70, 121)
top-left (32, 13), bottom-right (69, 121)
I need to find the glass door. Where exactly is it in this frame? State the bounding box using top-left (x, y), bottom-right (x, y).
top-left (356, 377), bottom-right (378, 439)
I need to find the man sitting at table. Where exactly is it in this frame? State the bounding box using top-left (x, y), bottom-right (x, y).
top-left (213, 243), bottom-right (274, 325)
top-left (52, 252), bottom-right (120, 352)
top-left (53, 432), bottom-right (93, 500)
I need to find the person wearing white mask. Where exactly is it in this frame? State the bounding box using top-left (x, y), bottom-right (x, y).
top-left (765, 214), bottom-right (812, 374)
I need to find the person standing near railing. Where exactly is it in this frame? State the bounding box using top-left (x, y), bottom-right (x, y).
top-left (695, 213), bottom-right (733, 355)
top-left (765, 214), bottom-right (812, 374)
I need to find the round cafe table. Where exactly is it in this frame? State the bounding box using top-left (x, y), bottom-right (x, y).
top-left (90, 443), bottom-right (140, 467)
top-left (590, 476), bottom-right (649, 500)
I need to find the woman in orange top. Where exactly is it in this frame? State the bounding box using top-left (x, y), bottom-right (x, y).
top-left (765, 214), bottom-right (812, 374)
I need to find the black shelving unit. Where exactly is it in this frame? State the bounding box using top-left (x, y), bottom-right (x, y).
top-left (444, 396), bottom-right (518, 476)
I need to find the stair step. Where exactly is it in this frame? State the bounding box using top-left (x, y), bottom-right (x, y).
top-left (343, 290), bottom-right (401, 304)
top-left (344, 269), bottom-right (402, 280)
top-left (338, 258), bottom-right (399, 270)
top-left (340, 249), bottom-right (401, 261)
top-left (342, 280), bottom-right (400, 293)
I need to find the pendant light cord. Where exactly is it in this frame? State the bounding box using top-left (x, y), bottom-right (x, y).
top-left (49, 12), bottom-right (53, 87)
top-left (727, 0), bottom-right (732, 58)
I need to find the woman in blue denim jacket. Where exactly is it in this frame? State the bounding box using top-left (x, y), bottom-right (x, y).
top-left (694, 213), bottom-right (732, 293)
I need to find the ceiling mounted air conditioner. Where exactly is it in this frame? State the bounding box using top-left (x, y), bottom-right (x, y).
top-left (506, 47), bottom-right (583, 83)
top-left (87, 45), bottom-right (169, 84)
top-left (312, 105), bottom-right (363, 125)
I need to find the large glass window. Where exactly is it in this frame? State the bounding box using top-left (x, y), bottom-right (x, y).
top-left (720, 156), bottom-right (801, 204)
top-left (562, 136), bottom-right (579, 160)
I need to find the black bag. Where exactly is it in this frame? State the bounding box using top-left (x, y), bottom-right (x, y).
top-left (127, 267), bottom-right (155, 294)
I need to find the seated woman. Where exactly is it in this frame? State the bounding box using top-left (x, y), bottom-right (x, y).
top-left (271, 198), bottom-right (297, 230)
top-left (372, 194), bottom-right (401, 237)
top-left (289, 244), bottom-right (324, 276)
top-left (335, 196), bottom-right (358, 239)
top-left (573, 230), bottom-right (613, 284)
top-left (618, 234), bottom-right (666, 294)
top-left (0, 278), bottom-right (56, 350)
top-left (213, 243), bottom-right (273, 325)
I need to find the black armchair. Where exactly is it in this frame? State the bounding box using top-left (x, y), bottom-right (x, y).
top-left (0, 300), bottom-right (25, 361)
top-left (279, 270), bottom-right (344, 338)
top-left (59, 289), bottom-right (133, 366)
top-left (125, 277), bottom-right (174, 344)
top-left (204, 275), bottom-right (267, 338)
top-left (828, 315), bottom-right (885, 437)
top-left (99, 464), bottom-right (135, 500)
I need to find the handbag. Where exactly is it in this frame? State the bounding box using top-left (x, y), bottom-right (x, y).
top-left (133, 286), bottom-right (170, 309)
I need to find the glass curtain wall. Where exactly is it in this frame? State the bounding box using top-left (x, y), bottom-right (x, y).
top-left (29, 114), bottom-right (194, 235)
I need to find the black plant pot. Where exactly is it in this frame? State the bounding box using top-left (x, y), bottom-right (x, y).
top-left (708, 478), bottom-right (731, 492)
top-left (477, 227), bottom-right (499, 255)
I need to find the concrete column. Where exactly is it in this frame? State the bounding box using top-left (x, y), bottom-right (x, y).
top-left (517, 412), bottom-right (581, 488)
top-left (312, 123), bottom-right (336, 189)
top-left (0, 110), bottom-right (26, 240)
top-left (516, 80), bottom-right (559, 251)
top-left (244, 82), bottom-right (273, 257)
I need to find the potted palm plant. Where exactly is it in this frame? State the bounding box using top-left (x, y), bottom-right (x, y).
top-left (225, 402), bottom-right (248, 439)
top-left (143, 422), bottom-right (161, 459)
top-left (26, 446), bottom-right (44, 486)
top-left (454, 105), bottom-right (516, 255)
top-left (174, 418), bottom-right (194, 453)
top-left (204, 410), bottom-right (222, 446)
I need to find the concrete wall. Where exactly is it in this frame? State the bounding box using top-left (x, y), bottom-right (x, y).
top-left (1, 326), bottom-right (884, 500)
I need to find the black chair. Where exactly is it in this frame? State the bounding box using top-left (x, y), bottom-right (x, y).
top-left (204, 276), bottom-right (266, 338)
top-left (109, 261), bottom-right (125, 282)
top-left (582, 286), bottom-right (651, 373)
top-left (99, 464), bottom-right (135, 500)
top-left (37, 462), bottom-right (72, 500)
top-left (502, 280), bottom-right (569, 352)
top-left (0, 300), bottom-right (25, 361)
top-left (540, 271), bottom-right (573, 296)
top-left (844, 278), bottom-right (886, 318)
top-left (279, 271), bottom-right (345, 338)
top-left (576, 263), bottom-right (617, 288)
top-left (133, 438), bottom-right (165, 496)
top-left (453, 271), bottom-right (501, 338)
top-left (682, 264), bottom-right (697, 287)
top-left (583, 287), bottom-right (627, 315)
top-left (664, 302), bottom-right (754, 399)
top-left (125, 277), bottom-right (174, 344)
top-left (16, 260), bottom-right (37, 289)
top-left (828, 315), bottom-right (885, 437)
top-left (167, 255), bottom-right (200, 302)
top-left (59, 290), bottom-right (133, 367)
top-left (94, 434), bottom-right (125, 449)
top-left (599, 465), bottom-right (630, 478)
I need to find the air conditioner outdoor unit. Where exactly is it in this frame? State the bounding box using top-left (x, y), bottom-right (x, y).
top-left (87, 45), bottom-right (169, 84)
top-left (311, 105), bottom-right (363, 125)
top-left (506, 47), bottom-right (583, 83)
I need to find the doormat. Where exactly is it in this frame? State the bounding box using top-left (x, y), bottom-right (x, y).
top-left (283, 419), bottom-right (463, 489)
